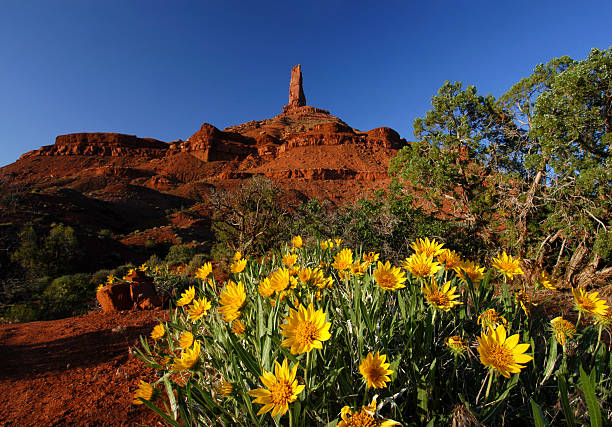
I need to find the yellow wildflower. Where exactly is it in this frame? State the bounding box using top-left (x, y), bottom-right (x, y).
top-left (362, 251), bottom-right (380, 264)
top-left (350, 261), bottom-right (369, 276)
top-left (402, 253), bottom-right (442, 278)
top-left (186, 297), bottom-right (211, 322)
top-left (172, 341), bottom-right (201, 371)
top-left (178, 331), bottom-right (194, 349)
top-left (291, 235), bottom-right (303, 248)
top-left (218, 281), bottom-right (246, 322)
top-left (230, 258), bottom-right (247, 274)
top-left (231, 319), bottom-right (246, 335)
top-left (219, 380), bottom-right (233, 397)
top-left (132, 381), bottom-right (154, 405)
top-left (550, 317), bottom-right (576, 346)
top-left (423, 277), bottom-right (461, 311)
top-left (454, 260), bottom-right (486, 284)
top-left (359, 351), bottom-right (394, 389)
top-left (445, 336), bottom-right (468, 356)
top-left (233, 251), bottom-right (242, 261)
top-left (410, 237), bottom-right (445, 258)
top-left (258, 277), bottom-right (275, 297)
top-left (374, 261), bottom-right (407, 291)
top-left (269, 268), bottom-right (291, 293)
top-left (477, 309), bottom-right (507, 331)
top-left (151, 323), bottom-right (165, 340)
top-left (106, 274), bottom-right (116, 284)
top-left (515, 289), bottom-right (534, 316)
top-left (572, 287), bottom-right (609, 317)
top-left (332, 248), bottom-right (353, 271)
top-left (176, 286), bottom-right (196, 307)
top-left (491, 251), bottom-right (524, 280)
top-left (477, 324), bottom-right (533, 378)
top-left (538, 271), bottom-right (558, 290)
top-left (437, 249), bottom-right (462, 270)
top-left (283, 253), bottom-right (298, 267)
top-left (334, 238), bottom-right (343, 247)
top-left (247, 358), bottom-right (304, 417)
top-left (195, 262), bottom-right (213, 280)
top-left (280, 303), bottom-right (331, 354)
top-left (339, 396), bottom-right (400, 427)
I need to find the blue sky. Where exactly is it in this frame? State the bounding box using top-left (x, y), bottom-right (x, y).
top-left (1, 0), bottom-right (610, 167)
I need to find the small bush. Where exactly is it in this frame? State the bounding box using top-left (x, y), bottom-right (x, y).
top-left (166, 245), bottom-right (197, 266)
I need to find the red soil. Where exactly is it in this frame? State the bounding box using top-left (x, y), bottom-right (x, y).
top-left (0, 310), bottom-right (168, 426)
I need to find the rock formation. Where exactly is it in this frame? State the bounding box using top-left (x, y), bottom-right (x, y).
top-left (284, 64), bottom-right (306, 112)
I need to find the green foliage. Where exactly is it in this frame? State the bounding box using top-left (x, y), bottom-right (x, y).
top-left (11, 223), bottom-right (81, 279)
top-left (390, 46), bottom-right (612, 284)
top-left (211, 176), bottom-right (287, 259)
top-left (166, 245), bottom-right (197, 266)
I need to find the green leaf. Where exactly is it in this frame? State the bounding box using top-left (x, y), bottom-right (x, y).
top-left (530, 398), bottom-right (548, 427)
top-left (579, 365), bottom-right (602, 427)
top-left (557, 374), bottom-right (576, 427)
top-left (540, 336), bottom-right (558, 385)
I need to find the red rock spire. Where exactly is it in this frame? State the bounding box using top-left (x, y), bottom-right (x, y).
top-left (287, 64), bottom-right (306, 109)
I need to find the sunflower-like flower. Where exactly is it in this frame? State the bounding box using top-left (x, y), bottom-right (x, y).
top-left (138, 263), bottom-right (148, 272)
top-left (538, 271), bottom-right (558, 290)
top-left (311, 269), bottom-right (333, 289)
top-left (320, 239), bottom-right (334, 250)
top-left (96, 283), bottom-right (105, 292)
top-left (454, 260), bottom-right (486, 284)
top-left (106, 274), bottom-right (116, 284)
top-left (403, 253), bottom-right (442, 278)
top-left (186, 297), bottom-right (211, 322)
top-left (172, 340), bottom-right (201, 371)
top-left (258, 277), bottom-right (275, 297)
top-left (491, 252), bottom-right (524, 280)
top-left (477, 324), bottom-right (533, 378)
top-left (334, 238), bottom-right (343, 246)
top-left (332, 248), bottom-right (354, 271)
top-left (374, 261), bottom-right (407, 291)
top-left (445, 336), bottom-right (468, 356)
top-left (178, 331), bottom-right (194, 349)
top-left (298, 267), bottom-right (312, 284)
top-left (231, 319), bottom-right (246, 335)
top-left (350, 261), bottom-right (369, 276)
top-left (219, 380), bottom-right (233, 397)
top-left (437, 249), bottom-right (462, 270)
top-left (269, 268), bottom-right (290, 293)
top-left (230, 258), bottom-right (247, 274)
top-left (247, 358), bottom-right (305, 417)
top-left (359, 351), bottom-right (394, 389)
top-left (291, 235), bottom-right (303, 248)
top-left (176, 286), bottom-right (196, 307)
top-left (132, 381), bottom-right (154, 405)
top-left (410, 237), bottom-right (445, 258)
top-left (151, 323), bottom-right (165, 340)
top-left (572, 287), bottom-right (610, 317)
top-left (280, 303), bottom-right (331, 354)
top-left (477, 309), bottom-right (507, 331)
top-left (339, 396), bottom-right (400, 427)
top-left (550, 317), bottom-right (576, 346)
top-left (515, 289), bottom-right (534, 317)
top-left (423, 277), bottom-right (462, 311)
top-left (595, 310), bottom-right (612, 326)
top-left (362, 251), bottom-right (380, 264)
top-left (195, 262), bottom-right (212, 280)
top-left (282, 253), bottom-right (297, 267)
top-left (218, 281), bottom-right (246, 322)
top-left (233, 251), bottom-right (242, 261)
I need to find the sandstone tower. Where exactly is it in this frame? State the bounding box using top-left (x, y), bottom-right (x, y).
top-left (285, 64), bottom-right (306, 111)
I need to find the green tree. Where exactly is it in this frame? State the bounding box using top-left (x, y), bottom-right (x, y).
top-left (390, 47), bottom-right (612, 286)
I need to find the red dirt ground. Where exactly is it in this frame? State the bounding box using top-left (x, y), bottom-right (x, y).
top-left (0, 310), bottom-right (169, 426)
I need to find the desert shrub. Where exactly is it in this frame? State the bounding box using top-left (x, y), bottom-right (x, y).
top-left (11, 223), bottom-right (81, 279)
top-left (146, 254), bottom-right (163, 268)
top-left (134, 237), bottom-right (611, 425)
top-left (112, 263), bottom-right (135, 279)
top-left (210, 176), bottom-right (287, 259)
top-left (166, 245), bottom-right (197, 266)
top-left (1, 303), bottom-right (41, 323)
top-left (187, 254), bottom-right (209, 275)
top-left (91, 269), bottom-right (113, 286)
top-left (40, 273), bottom-right (94, 319)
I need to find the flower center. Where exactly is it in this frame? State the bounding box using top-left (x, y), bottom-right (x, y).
top-left (488, 342), bottom-right (514, 368)
top-left (577, 296), bottom-right (596, 311)
top-left (366, 365), bottom-right (386, 383)
top-left (345, 410), bottom-right (378, 427)
top-left (295, 321), bottom-right (318, 345)
top-left (378, 273), bottom-right (396, 289)
top-left (270, 380), bottom-right (293, 406)
top-left (428, 292), bottom-right (449, 307)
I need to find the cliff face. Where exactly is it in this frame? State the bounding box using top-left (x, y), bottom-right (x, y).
top-left (21, 133), bottom-right (169, 158)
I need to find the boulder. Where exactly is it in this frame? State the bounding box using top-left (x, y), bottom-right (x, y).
top-left (96, 282), bottom-right (133, 311)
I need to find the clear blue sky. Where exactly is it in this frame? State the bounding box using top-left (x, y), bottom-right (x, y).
top-left (1, 0), bottom-right (610, 167)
